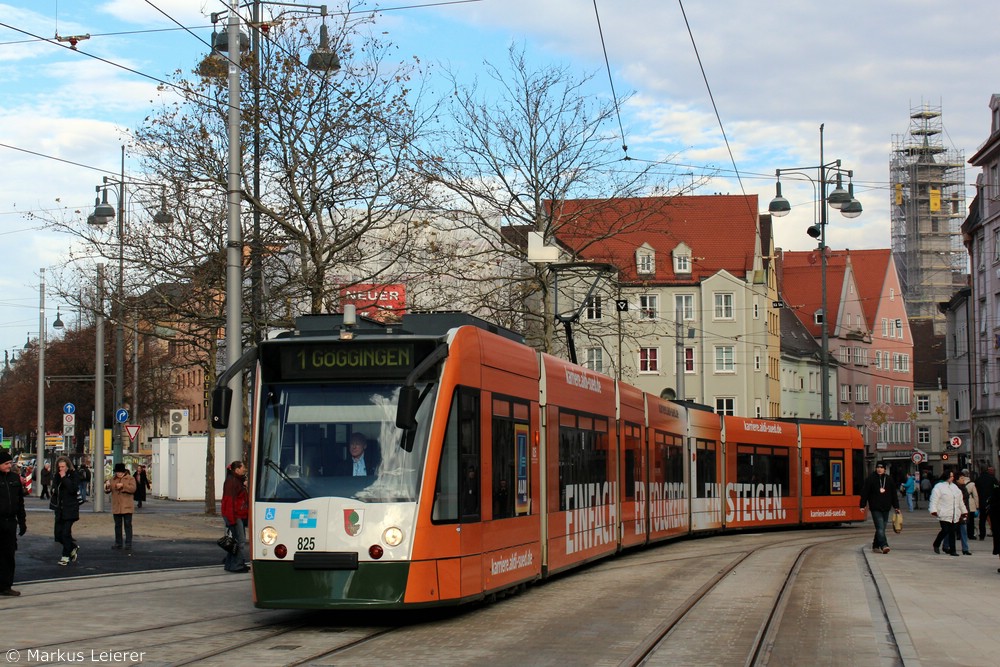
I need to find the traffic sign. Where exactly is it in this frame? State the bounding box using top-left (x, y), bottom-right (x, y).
top-left (911, 452), bottom-right (922, 464)
top-left (115, 409), bottom-right (129, 424)
top-left (63, 414), bottom-right (75, 426)
top-left (125, 424), bottom-right (140, 442)
top-left (949, 436), bottom-right (962, 449)
top-left (63, 403), bottom-right (75, 415)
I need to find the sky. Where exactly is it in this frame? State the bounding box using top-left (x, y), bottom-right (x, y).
top-left (1, 0), bottom-right (998, 365)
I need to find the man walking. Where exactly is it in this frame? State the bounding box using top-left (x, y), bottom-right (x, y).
top-left (40, 461), bottom-right (52, 499)
top-left (860, 462), bottom-right (901, 554)
top-left (0, 449), bottom-right (27, 596)
top-left (977, 466), bottom-right (998, 540)
top-left (104, 463), bottom-right (136, 552)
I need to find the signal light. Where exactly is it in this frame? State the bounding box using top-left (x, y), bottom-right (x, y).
top-left (941, 453), bottom-right (949, 461)
top-left (369, 544), bottom-right (384, 560)
top-left (274, 544), bottom-right (288, 559)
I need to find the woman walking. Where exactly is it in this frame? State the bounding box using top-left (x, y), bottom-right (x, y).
top-left (221, 461), bottom-right (249, 573)
top-left (929, 470), bottom-right (967, 556)
top-left (50, 456), bottom-right (80, 566)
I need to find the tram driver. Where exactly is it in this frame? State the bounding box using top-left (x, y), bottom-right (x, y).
top-left (342, 433), bottom-right (378, 477)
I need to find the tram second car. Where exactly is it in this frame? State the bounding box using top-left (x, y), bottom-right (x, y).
top-left (211, 312), bottom-right (864, 610)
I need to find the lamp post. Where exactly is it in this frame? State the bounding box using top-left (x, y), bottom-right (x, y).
top-left (88, 146), bottom-right (172, 464)
top-left (768, 124), bottom-right (862, 421)
top-left (201, 2), bottom-right (341, 466)
top-left (34, 269), bottom-right (45, 497)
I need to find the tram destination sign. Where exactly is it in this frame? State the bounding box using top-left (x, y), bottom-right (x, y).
top-left (274, 341), bottom-right (420, 380)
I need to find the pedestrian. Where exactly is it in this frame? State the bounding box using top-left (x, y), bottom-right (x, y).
top-left (859, 461), bottom-right (901, 554)
top-left (920, 474), bottom-right (932, 503)
top-left (929, 470), bottom-right (967, 556)
top-left (977, 465), bottom-right (998, 540)
top-left (913, 471), bottom-right (921, 510)
top-left (40, 461), bottom-right (52, 499)
top-left (956, 472), bottom-right (974, 555)
top-left (50, 456), bottom-right (80, 566)
top-left (901, 473), bottom-right (916, 512)
top-left (960, 469), bottom-right (979, 540)
top-left (77, 461), bottom-right (91, 504)
top-left (133, 465), bottom-right (150, 509)
top-left (221, 461), bottom-right (249, 573)
top-left (104, 463), bottom-right (136, 552)
top-left (0, 449), bottom-right (27, 596)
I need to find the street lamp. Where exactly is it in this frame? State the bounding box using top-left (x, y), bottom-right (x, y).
top-left (768, 123), bottom-right (862, 421)
top-left (88, 146), bottom-right (173, 464)
top-left (201, 1), bottom-right (341, 466)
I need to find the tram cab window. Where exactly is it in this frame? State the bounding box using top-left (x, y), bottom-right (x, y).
top-left (810, 449), bottom-right (845, 496)
top-left (256, 383), bottom-right (434, 503)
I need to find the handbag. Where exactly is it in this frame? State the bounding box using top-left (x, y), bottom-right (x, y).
top-left (217, 533), bottom-right (239, 554)
top-left (891, 512), bottom-right (903, 534)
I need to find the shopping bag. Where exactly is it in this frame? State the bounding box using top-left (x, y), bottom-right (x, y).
top-left (217, 533), bottom-right (238, 554)
top-left (891, 512), bottom-right (903, 534)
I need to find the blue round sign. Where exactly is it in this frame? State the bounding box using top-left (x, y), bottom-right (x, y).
top-left (63, 403), bottom-right (76, 415)
top-left (115, 409), bottom-right (129, 424)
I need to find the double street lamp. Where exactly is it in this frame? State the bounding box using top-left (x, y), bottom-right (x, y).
top-left (88, 146), bottom-right (172, 465)
top-left (768, 124), bottom-right (862, 421)
top-left (201, 1), bottom-right (341, 466)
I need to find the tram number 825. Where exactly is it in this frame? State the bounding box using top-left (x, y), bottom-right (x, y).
top-left (296, 537), bottom-right (316, 551)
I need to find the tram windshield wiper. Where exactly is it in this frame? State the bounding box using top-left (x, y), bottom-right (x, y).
top-left (264, 458), bottom-right (309, 500)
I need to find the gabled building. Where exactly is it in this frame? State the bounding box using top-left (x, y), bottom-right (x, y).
top-left (551, 195), bottom-right (775, 417)
top-left (780, 248), bottom-right (914, 460)
top-left (851, 249), bottom-right (915, 463)
top-left (778, 307), bottom-right (825, 418)
top-left (963, 94), bottom-right (1000, 472)
top-left (939, 287), bottom-right (973, 469)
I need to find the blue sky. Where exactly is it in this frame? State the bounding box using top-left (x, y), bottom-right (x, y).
top-left (1, 0), bottom-right (999, 363)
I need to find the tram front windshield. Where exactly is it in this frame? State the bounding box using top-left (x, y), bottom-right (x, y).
top-left (256, 382), bottom-right (435, 503)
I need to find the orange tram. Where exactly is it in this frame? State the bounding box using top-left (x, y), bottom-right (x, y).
top-left (213, 312), bottom-right (865, 610)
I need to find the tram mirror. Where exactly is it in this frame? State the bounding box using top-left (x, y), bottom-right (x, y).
top-left (211, 386), bottom-right (233, 430)
top-left (396, 385), bottom-right (418, 430)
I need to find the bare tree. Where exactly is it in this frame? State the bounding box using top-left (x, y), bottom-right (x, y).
top-left (420, 44), bottom-right (685, 353)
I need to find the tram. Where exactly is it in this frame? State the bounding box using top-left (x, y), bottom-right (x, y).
top-left (211, 312), bottom-right (865, 610)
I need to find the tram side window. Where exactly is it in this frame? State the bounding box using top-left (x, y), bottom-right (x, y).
top-left (492, 396), bottom-right (530, 519)
top-left (623, 422), bottom-right (642, 500)
top-left (432, 386), bottom-right (481, 524)
top-left (736, 445), bottom-right (790, 492)
top-left (810, 449), bottom-right (846, 497)
top-left (695, 440), bottom-right (717, 498)
top-left (654, 431), bottom-right (684, 486)
top-left (557, 410), bottom-right (609, 511)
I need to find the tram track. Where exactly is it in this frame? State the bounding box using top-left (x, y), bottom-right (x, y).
top-left (619, 533), bottom-right (904, 667)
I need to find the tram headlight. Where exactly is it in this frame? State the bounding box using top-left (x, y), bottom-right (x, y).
top-left (382, 526), bottom-right (404, 547)
top-left (260, 526), bottom-right (278, 545)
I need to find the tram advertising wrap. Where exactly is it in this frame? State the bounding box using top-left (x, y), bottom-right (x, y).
top-left (214, 312), bottom-right (864, 610)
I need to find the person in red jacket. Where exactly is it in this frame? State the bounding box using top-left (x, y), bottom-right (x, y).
top-left (221, 461), bottom-right (249, 573)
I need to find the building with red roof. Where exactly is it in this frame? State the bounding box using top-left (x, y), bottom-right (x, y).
top-left (550, 194), bottom-right (778, 416)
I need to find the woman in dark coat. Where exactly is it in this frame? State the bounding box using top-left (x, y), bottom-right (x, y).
top-left (133, 465), bottom-right (150, 508)
top-left (50, 456), bottom-right (80, 566)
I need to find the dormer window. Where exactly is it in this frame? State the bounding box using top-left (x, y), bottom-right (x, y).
top-left (636, 245), bottom-right (655, 275)
top-left (672, 242), bottom-right (692, 275)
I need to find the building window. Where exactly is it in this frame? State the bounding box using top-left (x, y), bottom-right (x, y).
top-left (714, 346), bottom-right (735, 373)
top-left (855, 384), bottom-right (869, 403)
top-left (715, 397), bottom-right (735, 416)
top-left (917, 395), bottom-right (929, 412)
top-left (674, 254), bottom-right (691, 273)
top-left (890, 288), bottom-right (895, 301)
top-left (754, 348), bottom-right (761, 372)
top-left (917, 427), bottom-right (931, 445)
top-left (585, 347), bottom-right (603, 373)
top-left (675, 294), bottom-right (694, 321)
top-left (714, 293), bottom-right (734, 319)
top-left (893, 386), bottom-right (911, 405)
top-left (876, 385), bottom-right (883, 403)
top-left (639, 347), bottom-right (659, 373)
top-left (684, 347), bottom-right (695, 373)
top-left (840, 384), bottom-right (851, 402)
top-left (753, 299), bottom-right (760, 319)
top-left (586, 295), bottom-right (602, 320)
top-left (639, 294), bottom-right (659, 320)
top-left (637, 251), bottom-right (655, 275)
top-left (874, 351), bottom-right (882, 369)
